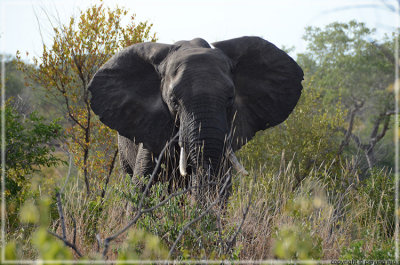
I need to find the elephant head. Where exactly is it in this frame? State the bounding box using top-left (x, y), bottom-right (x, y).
top-left (88, 36), bottom-right (303, 188)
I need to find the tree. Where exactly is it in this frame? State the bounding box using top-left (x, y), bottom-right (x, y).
top-left (297, 21), bottom-right (396, 171)
top-left (17, 3), bottom-right (157, 195)
top-left (3, 56), bottom-right (25, 101)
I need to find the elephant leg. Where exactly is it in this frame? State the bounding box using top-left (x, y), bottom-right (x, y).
top-left (118, 134), bottom-right (157, 183)
top-left (118, 134), bottom-right (138, 178)
top-left (220, 173), bottom-right (232, 208)
top-left (133, 143), bottom-right (156, 179)
top-left (120, 156), bottom-right (134, 177)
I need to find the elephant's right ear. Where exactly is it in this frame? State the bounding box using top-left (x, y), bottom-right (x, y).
top-left (88, 43), bottom-right (175, 154)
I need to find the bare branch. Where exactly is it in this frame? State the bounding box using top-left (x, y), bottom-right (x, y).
top-left (370, 114), bottom-right (385, 141)
top-left (367, 109), bottom-right (395, 155)
top-left (49, 158), bottom-right (82, 258)
top-left (338, 106), bottom-right (395, 169)
top-left (71, 215), bottom-right (77, 246)
top-left (168, 174), bottom-right (231, 257)
top-left (61, 154), bottom-right (73, 194)
top-left (100, 148), bottom-right (119, 200)
top-left (337, 100), bottom-right (364, 155)
top-left (56, 192), bottom-right (67, 240)
top-left (138, 134), bottom-right (179, 212)
top-left (48, 230), bottom-right (83, 258)
top-left (72, 53), bottom-right (88, 91)
top-left (102, 133), bottom-right (179, 258)
top-left (33, 7), bottom-right (45, 50)
top-left (375, 114), bottom-right (392, 143)
top-left (62, 90), bottom-right (86, 130)
top-left (96, 234), bottom-right (102, 253)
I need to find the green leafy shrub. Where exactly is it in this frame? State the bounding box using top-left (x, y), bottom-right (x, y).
top-left (114, 174), bottom-right (239, 260)
top-left (2, 100), bottom-right (63, 233)
top-left (238, 86), bottom-right (345, 186)
top-left (340, 238), bottom-right (395, 260)
top-left (3, 100), bottom-right (63, 195)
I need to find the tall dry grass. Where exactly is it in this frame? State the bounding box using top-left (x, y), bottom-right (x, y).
top-left (226, 152), bottom-right (394, 260)
top-left (54, 171), bottom-right (132, 259)
top-left (12, 149), bottom-right (394, 261)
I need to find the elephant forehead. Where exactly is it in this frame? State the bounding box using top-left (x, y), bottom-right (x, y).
top-left (167, 48), bottom-right (231, 72)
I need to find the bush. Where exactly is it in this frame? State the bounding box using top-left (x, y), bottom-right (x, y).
top-left (238, 86), bottom-right (345, 186)
top-left (2, 100), bottom-right (63, 233)
top-left (116, 175), bottom-right (238, 260)
top-left (340, 238), bottom-right (395, 260)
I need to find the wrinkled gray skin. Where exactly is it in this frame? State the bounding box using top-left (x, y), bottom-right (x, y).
top-left (88, 36), bottom-right (303, 197)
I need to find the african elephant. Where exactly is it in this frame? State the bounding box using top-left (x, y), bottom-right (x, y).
top-left (88, 36), bottom-right (303, 198)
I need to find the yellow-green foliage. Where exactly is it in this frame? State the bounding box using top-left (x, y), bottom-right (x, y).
top-left (273, 224), bottom-right (322, 262)
top-left (16, 1), bottom-right (157, 195)
top-left (7, 196), bottom-right (73, 261)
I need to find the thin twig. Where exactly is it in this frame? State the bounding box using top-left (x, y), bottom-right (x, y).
top-left (49, 157), bottom-right (83, 257)
top-left (71, 215), bottom-right (77, 246)
top-left (96, 234), bottom-right (102, 253)
top-left (48, 230), bottom-right (83, 257)
top-left (215, 209), bottom-right (224, 255)
top-left (337, 100), bottom-right (364, 156)
top-left (100, 181), bottom-right (215, 258)
top-left (138, 133), bottom-right (179, 210)
top-left (338, 106), bottom-right (395, 169)
top-left (102, 133), bottom-right (179, 258)
top-left (168, 174), bottom-right (231, 257)
top-left (61, 154), bottom-right (73, 194)
top-left (56, 192), bottom-right (67, 240)
top-left (100, 148), bottom-right (119, 201)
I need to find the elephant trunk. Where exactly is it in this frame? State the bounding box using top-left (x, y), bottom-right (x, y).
top-left (187, 114), bottom-right (227, 176)
top-left (178, 109), bottom-right (249, 178)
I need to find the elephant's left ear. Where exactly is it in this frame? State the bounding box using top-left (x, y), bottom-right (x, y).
top-left (212, 36), bottom-right (304, 151)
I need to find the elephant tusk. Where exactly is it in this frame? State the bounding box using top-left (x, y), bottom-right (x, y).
top-left (179, 147), bottom-right (187, 177)
top-left (227, 147), bottom-right (249, 175)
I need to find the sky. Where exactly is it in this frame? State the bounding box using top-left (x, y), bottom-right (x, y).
top-left (0, 0), bottom-right (398, 60)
